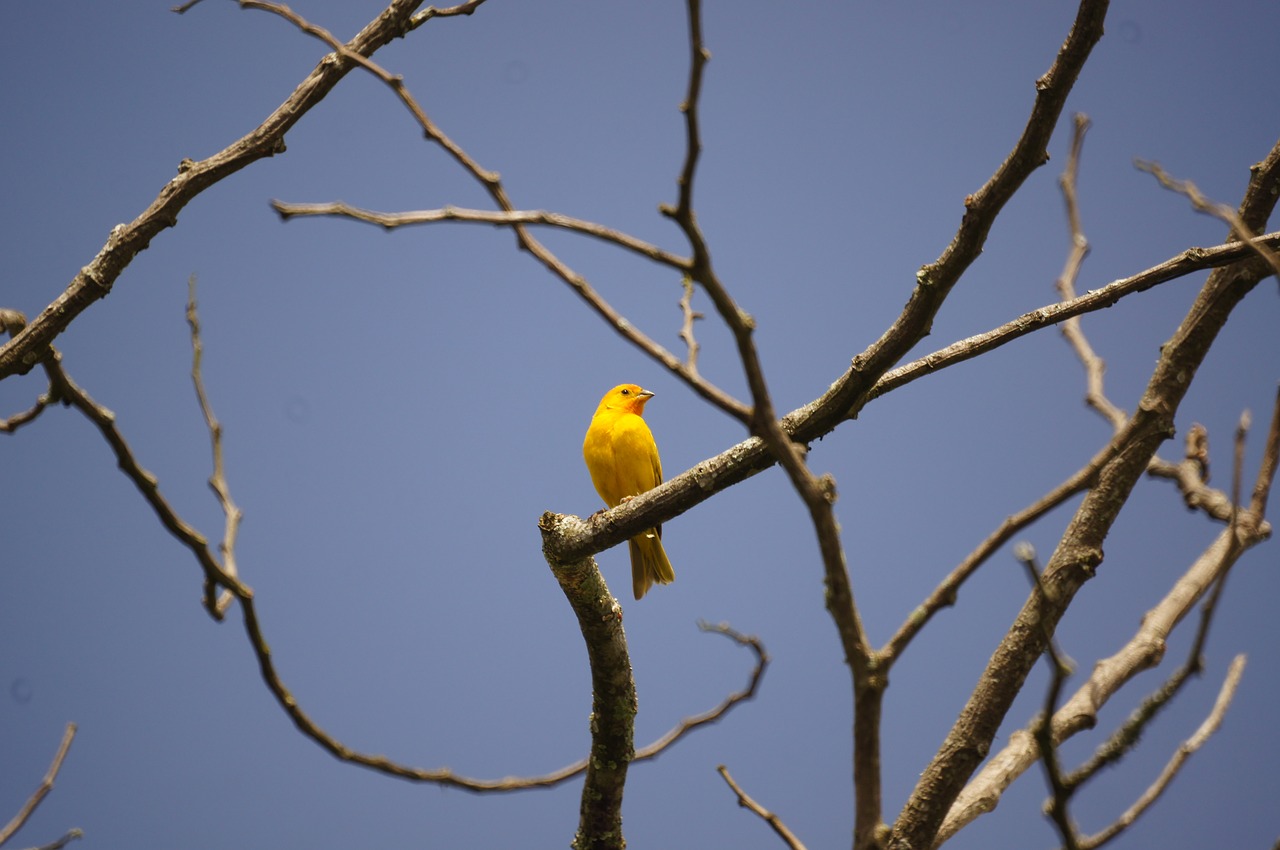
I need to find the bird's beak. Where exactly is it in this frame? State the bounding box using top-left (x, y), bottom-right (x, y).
top-left (639, 390), bottom-right (655, 400)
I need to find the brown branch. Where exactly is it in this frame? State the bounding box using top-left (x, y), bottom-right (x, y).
top-left (661, 1), bottom-right (881, 844)
top-left (0, 0), bottom-right (436, 383)
top-left (938, 383), bottom-right (1280, 843)
top-left (802, 0), bottom-right (1111, 445)
top-left (1072, 655), bottom-right (1246, 850)
top-left (270, 201), bottom-right (692, 271)
top-left (186, 277), bottom-right (242, 619)
top-left (1014, 544), bottom-right (1083, 850)
top-left (27, 830), bottom-right (84, 850)
top-left (678, 275), bottom-right (704, 375)
top-left (1055, 115), bottom-right (1126, 433)
top-left (1249, 385), bottom-right (1280, 519)
top-left (535, 515), bottom-right (632, 850)
top-left (633, 622), bottom-right (768, 762)
top-left (881, 439), bottom-right (1119, 666)
top-left (0, 310), bottom-right (57, 433)
top-left (718, 765), bottom-right (809, 850)
top-left (867, 230), bottom-right (1280, 407)
top-left (1146, 424), bottom-right (1247, 523)
top-left (1136, 159), bottom-right (1280, 281)
top-left (882, 119), bottom-right (1105, 666)
top-left (406, 0), bottom-right (488, 30)
top-left (894, 130), bottom-right (1280, 850)
top-left (256, 0), bottom-right (746, 423)
top-left (0, 723), bottom-right (77, 846)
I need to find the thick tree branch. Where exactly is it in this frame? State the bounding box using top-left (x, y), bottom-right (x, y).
top-left (933, 202), bottom-right (1280, 850)
top-left (892, 132), bottom-right (1280, 850)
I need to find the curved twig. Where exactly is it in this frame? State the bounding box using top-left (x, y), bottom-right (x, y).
top-left (270, 201), bottom-right (692, 271)
top-left (0, 723), bottom-right (77, 846)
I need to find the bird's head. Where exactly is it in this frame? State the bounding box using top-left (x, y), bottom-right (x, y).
top-left (596, 383), bottom-right (654, 416)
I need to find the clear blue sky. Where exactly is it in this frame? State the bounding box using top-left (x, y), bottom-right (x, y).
top-left (2, 2), bottom-right (1278, 848)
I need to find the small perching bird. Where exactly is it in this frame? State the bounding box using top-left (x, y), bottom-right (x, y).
top-left (582, 384), bottom-right (676, 600)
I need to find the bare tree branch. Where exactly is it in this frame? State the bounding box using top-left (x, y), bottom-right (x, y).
top-left (1136, 160), bottom-right (1280, 281)
top-left (1014, 544), bottom-right (1083, 850)
top-left (0, 723), bottom-right (77, 847)
top-left (893, 129), bottom-right (1280, 850)
top-left (186, 277), bottom-right (242, 619)
top-left (24, 829), bottom-right (84, 850)
top-left (866, 229), bottom-right (1280, 408)
top-left (937, 385), bottom-right (1280, 844)
top-left (270, 201), bottom-right (692, 271)
top-left (656, 1), bottom-right (888, 845)
top-left (0, 0), bottom-right (440, 383)
top-left (718, 765), bottom-right (810, 850)
top-left (1054, 115), bottom-right (1127, 433)
top-left (1071, 655), bottom-right (1246, 850)
top-left (258, 0), bottom-right (747, 423)
top-left (678, 275), bottom-right (705, 375)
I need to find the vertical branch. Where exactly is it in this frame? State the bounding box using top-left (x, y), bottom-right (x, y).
top-left (1055, 115), bottom-right (1127, 433)
top-left (663, 1), bottom-right (881, 846)
top-left (186, 277), bottom-right (242, 618)
top-left (539, 514), bottom-right (636, 850)
top-left (1014, 544), bottom-right (1082, 850)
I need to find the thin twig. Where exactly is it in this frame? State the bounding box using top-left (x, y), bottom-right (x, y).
top-left (0, 723), bottom-right (77, 846)
top-left (407, 0), bottom-right (488, 30)
top-left (270, 202), bottom-right (691, 271)
top-left (252, 0), bottom-right (746, 421)
top-left (661, 1), bottom-right (881, 845)
top-left (1055, 115), bottom-right (1126, 432)
top-left (717, 765), bottom-right (809, 850)
top-left (1136, 160), bottom-right (1280, 280)
top-left (882, 439), bottom-right (1120, 665)
top-left (1014, 544), bottom-right (1082, 850)
top-left (1249, 385), bottom-right (1280, 519)
top-left (0, 310), bottom-right (57, 433)
top-left (865, 230), bottom-right (1280, 408)
top-left (678, 275), bottom-right (704, 375)
top-left (186, 277), bottom-right (243, 618)
top-left (26, 829), bottom-right (84, 850)
top-left (1072, 656), bottom-right (1246, 850)
top-left (633, 622), bottom-right (768, 762)
top-left (0, 0), bottom-right (432, 382)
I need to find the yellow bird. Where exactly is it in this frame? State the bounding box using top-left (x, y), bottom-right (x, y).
top-left (583, 384), bottom-right (676, 600)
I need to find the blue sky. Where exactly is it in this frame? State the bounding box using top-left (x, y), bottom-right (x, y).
top-left (2, 2), bottom-right (1278, 848)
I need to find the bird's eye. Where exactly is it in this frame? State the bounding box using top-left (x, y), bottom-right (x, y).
top-left (620, 388), bottom-right (630, 395)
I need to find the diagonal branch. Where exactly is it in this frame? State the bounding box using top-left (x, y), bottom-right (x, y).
top-left (1070, 655), bottom-right (1246, 850)
top-left (936, 357), bottom-right (1280, 845)
top-left (186, 277), bottom-right (243, 619)
top-left (718, 765), bottom-right (809, 850)
top-left (257, 0), bottom-right (747, 422)
top-left (0, 0), bottom-right (436, 382)
top-left (892, 130), bottom-right (1280, 850)
top-left (661, 1), bottom-right (880, 845)
top-left (866, 229), bottom-right (1280, 408)
top-left (0, 722), bottom-right (77, 847)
